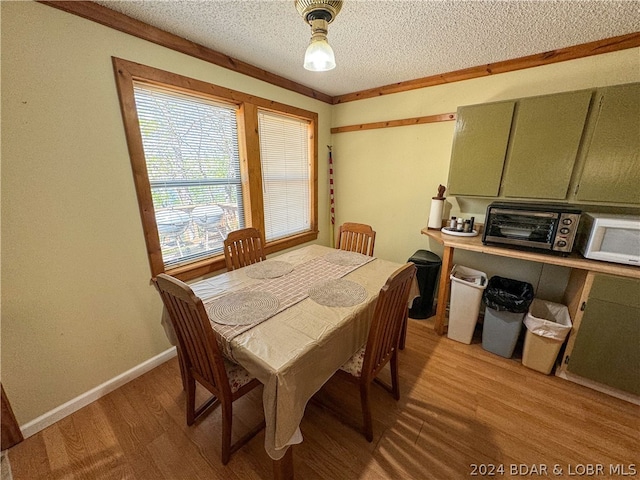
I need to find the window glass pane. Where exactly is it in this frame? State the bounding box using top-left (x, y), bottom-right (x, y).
top-left (258, 110), bottom-right (311, 241)
top-left (133, 83), bottom-right (244, 267)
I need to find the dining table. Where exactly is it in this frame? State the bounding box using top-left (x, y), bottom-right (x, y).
top-left (161, 244), bottom-right (418, 479)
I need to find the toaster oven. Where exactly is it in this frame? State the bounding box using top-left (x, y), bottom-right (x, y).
top-left (483, 202), bottom-right (581, 255)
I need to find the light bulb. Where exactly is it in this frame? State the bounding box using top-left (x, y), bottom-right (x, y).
top-left (303, 18), bottom-right (336, 71)
top-left (304, 37), bottom-right (336, 71)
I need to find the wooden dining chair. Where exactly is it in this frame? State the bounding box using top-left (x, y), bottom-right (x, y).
top-left (153, 274), bottom-right (264, 465)
top-left (223, 227), bottom-right (267, 271)
top-left (337, 222), bottom-right (376, 256)
top-left (336, 262), bottom-right (417, 441)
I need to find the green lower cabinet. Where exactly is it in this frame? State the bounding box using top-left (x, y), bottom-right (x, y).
top-left (502, 90), bottom-right (593, 199)
top-left (566, 275), bottom-right (640, 395)
top-left (576, 83), bottom-right (640, 204)
top-left (587, 273), bottom-right (640, 309)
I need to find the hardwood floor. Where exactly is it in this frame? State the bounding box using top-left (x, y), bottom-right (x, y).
top-left (8, 319), bottom-right (639, 479)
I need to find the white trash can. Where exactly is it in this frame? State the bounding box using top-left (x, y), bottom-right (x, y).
top-left (522, 299), bottom-right (572, 374)
top-left (447, 265), bottom-right (487, 344)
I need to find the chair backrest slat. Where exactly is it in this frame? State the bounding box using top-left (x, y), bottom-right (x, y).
top-left (362, 263), bottom-right (416, 381)
top-left (337, 222), bottom-right (376, 256)
top-left (224, 228), bottom-right (267, 271)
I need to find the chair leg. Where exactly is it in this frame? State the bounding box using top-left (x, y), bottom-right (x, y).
top-left (399, 314), bottom-right (408, 350)
top-left (177, 348), bottom-right (188, 391)
top-left (221, 401), bottom-right (233, 465)
top-left (360, 382), bottom-right (373, 442)
top-left (186, 374), bottom-right (196, 426)
top-left (390, 351), bottom-right (400, 401)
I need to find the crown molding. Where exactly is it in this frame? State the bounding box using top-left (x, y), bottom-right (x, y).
top-left (38, 2), bottom-right (639, 106)
top-left (38, 0), bottom-right (334, 104)
top-left (333, 32), bottom-right (640, 104)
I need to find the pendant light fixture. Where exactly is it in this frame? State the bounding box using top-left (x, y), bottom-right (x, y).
top-left (295, 0), bottom-right (343, 72)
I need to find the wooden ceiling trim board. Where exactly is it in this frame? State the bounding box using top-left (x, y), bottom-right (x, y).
top-left (331, 113), bottom-right (456, 134)
top-left (37, 0), bottom-right (334, 104)
top-left (36, 2), bottom-right (639, 106)
top-left (332, 32), bottom-right (640, 104)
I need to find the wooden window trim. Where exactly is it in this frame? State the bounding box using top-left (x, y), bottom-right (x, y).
top-left (112, 57), bottom-right (318, 281)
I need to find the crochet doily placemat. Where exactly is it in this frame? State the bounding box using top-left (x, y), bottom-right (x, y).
top-left (245, 260), bottom-right (294, 279)
top-left (308, 279), bottom-right (368, 307)
top-left (207, 291), bottom-right (280, 325)
top-left (323, 250), bottom-right (371, 266)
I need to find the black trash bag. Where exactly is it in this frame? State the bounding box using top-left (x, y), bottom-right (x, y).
top-left (483, 276), bottom-right (534, 313)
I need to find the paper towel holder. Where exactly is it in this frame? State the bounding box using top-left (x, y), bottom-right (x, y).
top-left (427, 184), bottom-right (446, 230)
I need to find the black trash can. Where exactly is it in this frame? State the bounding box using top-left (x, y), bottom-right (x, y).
top-left (481, 276), bottom-right (535, 358)
top-left (408, 250), bottom-right (442, 319)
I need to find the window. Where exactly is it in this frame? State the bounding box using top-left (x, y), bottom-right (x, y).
top-left (258, 110), bottom-right (311, 242)
top-left (113, 58), bottom-right (318, 280)
top-left (133, 84), bottom-right (245, 268)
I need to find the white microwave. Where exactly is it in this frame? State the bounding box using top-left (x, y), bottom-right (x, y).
top-left (576, 213), bottom-right (640, 266)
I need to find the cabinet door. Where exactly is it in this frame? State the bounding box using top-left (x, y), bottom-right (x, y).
top-left (502, 90), bottom-right (592, 199)
top-left (576, 83), bottom-right (640, 204)
top-left (447, 101), bottom-right (514, 197)
top-left (566, 275), bottom-right (640, 395)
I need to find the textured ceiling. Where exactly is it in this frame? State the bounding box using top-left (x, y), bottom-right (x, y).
top-left (95, 0), bottom-right (640, 97)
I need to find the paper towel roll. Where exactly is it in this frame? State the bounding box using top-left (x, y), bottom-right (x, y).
top-left (428, 198), bottom-right (444, 229)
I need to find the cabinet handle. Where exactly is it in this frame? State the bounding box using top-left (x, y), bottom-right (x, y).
top-left (580, 301), bottom-right (587, 311)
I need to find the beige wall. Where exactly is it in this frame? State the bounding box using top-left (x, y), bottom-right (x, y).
top-left (2, 0), bottom-right (639, 427)
top-left (0, 1), bottom-right (332, 425)
top-left (330, 48), bottom-right (640, 299)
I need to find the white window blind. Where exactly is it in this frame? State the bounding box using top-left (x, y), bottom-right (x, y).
top-left (132, 83), bottom-right (245, 268)
top-left (258, 110), bottom-right (311, 241)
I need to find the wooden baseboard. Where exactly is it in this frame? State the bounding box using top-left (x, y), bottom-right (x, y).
top-left (20, 347), bottom-right (177, 439)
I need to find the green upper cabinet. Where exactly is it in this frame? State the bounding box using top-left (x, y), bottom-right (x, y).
top-left (447, 101), bottom-right (514, 197)
top-left (576, 83), bottom-right (640, 204)
top-left (446, 83), bottom-right (639, 206)
top-left (501, 90), bottom-right (593, 199)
